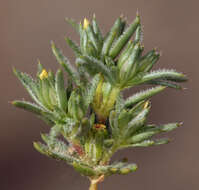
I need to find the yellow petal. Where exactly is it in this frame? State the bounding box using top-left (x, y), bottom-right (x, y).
top-left (144, 101), bottom-right (149, 109)
top-left (39, 69), bottom-right (48, 80)
top-left (83, 18), bottom-right (89, 29)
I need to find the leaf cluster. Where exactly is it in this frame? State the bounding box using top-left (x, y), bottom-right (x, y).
top-left (12, 14), bottom-right (187, 179)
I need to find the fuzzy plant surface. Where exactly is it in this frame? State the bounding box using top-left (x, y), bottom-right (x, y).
top-left (12, 13), bottom-right (187, 190)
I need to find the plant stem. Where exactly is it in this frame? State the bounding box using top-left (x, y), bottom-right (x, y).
top-left (89, 175), bottom-right (104, 190)
top-left (89, 181), bottom-right (98, 190)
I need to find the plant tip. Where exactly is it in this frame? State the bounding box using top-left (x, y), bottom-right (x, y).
top-left (136, 9), bottom-right (140, 16)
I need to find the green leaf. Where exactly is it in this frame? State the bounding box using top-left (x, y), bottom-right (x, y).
top-left (109, 110), bottom-right (119, 137)
top-left (86, 24), bottom-right (100, 52)
top-left (119, 43), bottom-right (141, 84)
top-left (65, 37), bottom-right (81, 56)
top-left (68, 91), bottom-right (85, 121)
top-left (140, 69), bottom-right (187, 84)
top-left (96, 162), bottom-right (137, 176)
top-left (153, 138), bottom-right (170, 145)
top-left (73, 162), bottom-right (96, 177)
top-left (159, 122), bottom-right (182, 132)
top-left (12, 100), bottom-right (44, 115)
top-left (104, 139), bottom-right (115, 148)
top-left (40, 79), bottom-right (53, 110)
top-left (92, 14), bottom-right (103, 45)
top-left (34, 141), bottom-right (81, 165)
top-left (101, 17), bottom-right (122, 56)
top-left (129, 130), bottom-right (158, 144)
top-left (33, 142), bottom-right (49, 155)
top-left (84, 74), bottom-right (100, 110)
top-left (128, 100), bottom-right (146, 116)
top-left (55, 70), bottom-right (67, 112)
top-left (118, 19), bottom-right (126, 37)
top-left (138, 50), bottom-right (160, 72)
top-left (124, 104), bottom-right (150, 137)
top-left (134, 24), bottom-right (142, 43)
top-left (130, 140), bottom-right (155, 147)
top-left (117, 41), bottom-right (134, 67)
top-left (115, 93), bottom-right (125, 113)
top-left (109, 15), bottom-right (140, 58)
top-left (117, 109), bottom-right (132, 131)
top-left (61, 117), bottom-right (77, 137)
top-left (137, 123), bottom-right (181, 137)
top-left (36, 60), bottom-right (44, 77)
top-left (105, 56), bottom-right (115, 67)
top-left (49, 125), bottom-right (62, 138)
top-left (147, 80), bottom-right (183, 89)
top-left (51, 42), bottom-right (80, 86)
top-left (119, 163), bottom-right (138, 174)
top-left (80, 28), bottom-right (88, 54)
top-left (76, 55), bottom-right (115, 84)
top-left (48, 70), bottom-right (55, 87)
top-left (41, 133), bottom-right (51, 144)
top-left (66, 79), bottom-right (73, 99)
top-left (124, 86), bottom-right (166, 108)
top-left (13, 68), bottom-right (44, 108)
top-left (121, 138), bottom-right (170, 148)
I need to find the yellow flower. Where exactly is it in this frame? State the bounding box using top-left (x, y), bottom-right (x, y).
top-left (144, 101), bottom-right (149, 109)
top-left (83, 18), bottom-right (89, 29)
top-left (39, 69), bottom-right (48, 80)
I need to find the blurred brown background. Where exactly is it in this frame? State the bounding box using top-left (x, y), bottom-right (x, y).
top-left (1, 0), bottom-right (198, 189)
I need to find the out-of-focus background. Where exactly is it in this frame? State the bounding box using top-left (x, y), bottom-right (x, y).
top-left (1, 0), bottom-right (198, 189)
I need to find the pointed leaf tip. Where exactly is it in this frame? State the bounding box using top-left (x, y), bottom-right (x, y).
top-left (154, 138), bottom-right (171, 145)
top-left (33, 142), bottom-right (46, 154)
top-left (12, 67), bottom-right (18, 75)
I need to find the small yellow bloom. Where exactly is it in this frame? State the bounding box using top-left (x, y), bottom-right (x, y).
top-left (144, 101), bottom-right (149, 109)
top-left (83, 18), bottom-right (89, 29)
top-left (39, 69), bottom-right (48, 80)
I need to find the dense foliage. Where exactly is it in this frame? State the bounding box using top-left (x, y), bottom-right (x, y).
top-left (12, 13), bottom-right (187, 188)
